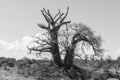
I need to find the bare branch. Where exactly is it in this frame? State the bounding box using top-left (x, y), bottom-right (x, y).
top-left (41, 10), bottom-right (50, 23)
top-left (37, 24), bottom-right (49, 30)
top-left (42, 8), bottom-right (54, 24)
top-left (53, 9), bottom-right (61, 20)
top-left (27, 46), bottom-right (51, 53)
top-left (56, 21), bottom-right (71, 31)
top-left (74, 54), bottom-right (82, 59)
top-left (54, 13), bottom-right (64, 23)
top-left (46, 9), bottom-right (54, 23)
top-left (60, 50), bottom-right (66, 54)
top-left (35, 36), bottom-right (51, 46)
top-left (60, 7), bottom-right (69, 23)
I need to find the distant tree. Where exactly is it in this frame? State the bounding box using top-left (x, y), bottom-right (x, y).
top-left (106, 55), bottom-right (113, 63)
top-left (28, 7), bottom-right (104, 69)
top-left (117, 56), bottom-right (120, 61)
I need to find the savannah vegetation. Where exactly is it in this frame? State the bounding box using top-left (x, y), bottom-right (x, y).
top-left (0, 56), bottom-right (120, 80)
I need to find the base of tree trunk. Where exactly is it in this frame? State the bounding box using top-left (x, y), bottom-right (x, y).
top-left (61, 64), bottom-right (88, 80)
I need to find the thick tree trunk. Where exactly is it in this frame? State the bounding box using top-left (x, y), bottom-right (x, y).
top-left (64, 39), bottom-right (78, 69)
top-left (51, 43), bottom-right (63, 67)
top-left (64, 48), bottom-right (74, 69)
top-left (50, 31), bottom-right (63, 67)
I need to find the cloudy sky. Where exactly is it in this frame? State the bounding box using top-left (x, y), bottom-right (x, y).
top-left (0, 0), bottom-right (120, 59)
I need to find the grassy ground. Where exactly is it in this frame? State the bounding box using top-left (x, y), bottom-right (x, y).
top-left (0, 57), bottom-right (120, 80)
top-left (0, 66), bottom-right (35, 80)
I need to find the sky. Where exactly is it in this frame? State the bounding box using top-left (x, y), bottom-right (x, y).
top-left (0, 0), bottom-right (120, 59)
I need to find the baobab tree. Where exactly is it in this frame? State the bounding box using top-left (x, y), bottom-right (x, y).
top-left (28, 7), bottom-right (104, 69)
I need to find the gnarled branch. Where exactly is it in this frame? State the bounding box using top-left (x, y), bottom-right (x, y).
top-left (40, 7), bottom-right (71, 32)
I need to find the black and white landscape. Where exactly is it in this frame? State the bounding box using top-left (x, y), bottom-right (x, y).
top-left (0, 0), bottom-right (120, 80)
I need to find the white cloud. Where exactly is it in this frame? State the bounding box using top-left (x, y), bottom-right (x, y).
top-left (0, 36), bottom-right (35, 59)
top-left (0, 36), bottom-right (34, 50)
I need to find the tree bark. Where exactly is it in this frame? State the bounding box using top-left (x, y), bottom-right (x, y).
top-left (50, 30), bottom-right (63, 67)
top-left (64, 47), bottom-right (74, 69)
top-left (64, 39), bottom-right (78, 69)
top-left (51, 43), bottom-right (63, 67)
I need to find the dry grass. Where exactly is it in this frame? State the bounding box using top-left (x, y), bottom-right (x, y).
top-left (0, 57), bottom-right (120, 80)
top-left (0, 66), bottom-right (35, 80)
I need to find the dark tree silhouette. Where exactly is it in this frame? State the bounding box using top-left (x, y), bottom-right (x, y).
top-left (28, 7), bottom-right (103, 69)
